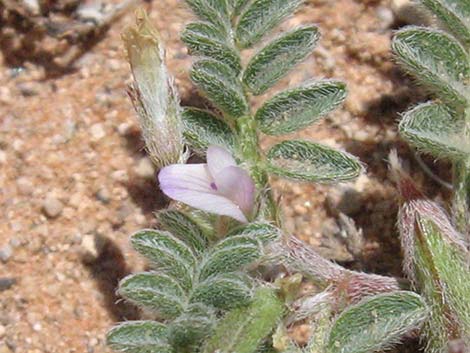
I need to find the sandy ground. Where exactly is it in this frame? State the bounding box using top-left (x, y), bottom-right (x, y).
top-left (0, 0), bottom-right (446, 352)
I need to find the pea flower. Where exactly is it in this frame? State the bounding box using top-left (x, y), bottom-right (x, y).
top-left (158, 146), bottom-right (255, 223)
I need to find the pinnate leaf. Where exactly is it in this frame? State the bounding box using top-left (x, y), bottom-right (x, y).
top-left (191, 59), bottom-right (249, 118)
top-left (199, 235), bottom-right (262, 280)
top-left (326, 291), bottom-right (428, 353)
top-left (203, 287), bottom-right (284, 353)
top-left (236, 0), bottom-right (303, 48)
top-left (392, 27), bottom-right (470, 105)
top-left (266, 140), bottom-right (363, 182)
top-left (399, 102), bottom-right (470, 159)
top-left (107, 321), bottom-right (172, 353)
top-left (185, 0), bottom-right (230, 30)
top-left (156, 209), bottom-right (210, 254)
top-left (182, 108), bottom-right (235, 155)
top-left (182, 22), bottom-right (242, 73)
top-left (255, 80), bottom-right (346, 135)
top-left (191, 272), bottom-right (254, 310)
top-left (421, 0), bottom-right (470, 48)
top-left (243, 26), bottom-right (319, 95)
top-left (131, 229), bottom-right (196, 290)
top-left (118, 272), bottom-right (185, 319)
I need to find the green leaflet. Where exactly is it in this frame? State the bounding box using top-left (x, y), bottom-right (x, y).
top-left (326, 291), bottom-right (428, 353)
top-left (266, 140), bottom-right (363, 182)
top-left (230, 0), bottom-right (251, 16)
top-left (203, 287), bottom-right (284, 353)
top-left (236, 0), bottom-right (303, 48)
top-left (255, 80), bottom-right (346, 135)
top-left (106, 321), bottom-right (172, 353)
top-left (182, 22), bottom-right (242, 73)
top-left (398, 102), bottom-right (470, 160)
top-left (185, 0), bottom-right (230, 31)
top-left (392, 27), bottom-right (470, 106)
top-left (243, 26), bottom-right (319, 95)
top-left (191, 59), bottom-right (249, 118)
top-left (226, 222), bottom-right (282, 243)
top-left (191, 272), bottom-right (254, 310)
top-left (168, 303), bottom-right (216, 348)
top-left (131, 229), bottom-right (196, 290)
top-left (421, 0), bottom-right (470, 48)
top-left (181, 108), bottom-right (235, 155)
top-left (118, 273), bottom-right (186, 319)
top-left (198, 235), bottom-right (262, 280)
top-left (156, 209), bottom-right (210, 254)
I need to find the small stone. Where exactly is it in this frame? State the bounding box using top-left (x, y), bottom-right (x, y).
top-left (32, 322), bottom-right (41, 332)
top-left (81, 234), bottom-right (105, 263)
top-left (16, 177), bottom-right (34, 195)
top-left (111, 170), bottom-right (128, 182)
top-left (0, 150), bottom-right (6, 164)
top-left (17, 82), bottom-right (39, 97)
top-left (0, 278), bottom-right (16, 291)
top-left (0, 245), bottom-right (12, 263)
top-left (90, 123), bottom-right (106, 141)
top-left (134, 157), bottom-right (155, 179)
top-left (95, 188), bottom-right (111, 204)
top-left (0, 324), bottom-right (5, 338)
top-left (376, 6), bottom-right (394, 29)
top-left (42, 196), bottom-right (64, 218)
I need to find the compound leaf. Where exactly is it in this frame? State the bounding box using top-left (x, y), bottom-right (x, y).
top-left (131, 229), bottom-right (196, 290)
top-left (392, 27), bottom-right (470, 106)
top-left (107, 321), bottom-right (172, 353)
top-left (255, 80), bottom-right (346, 135)
top-left (399, 102), bottom-right (470, 160)
top-left (227, 222), bottom-right (281, 243)
top-left (236, 0), bottom-right (303, 48)
top-left (326, 291), bottom-right (428, 353)
top-left (243, 26), bottom-right (319, 95)
top-left (182, 108), bottom-right (235, 155)
top-left (191, 272), bottom-right (254, 310)
top-left (182, 22), bottom-right (242, 73)
top-left (156, 209), bottom-right (210, 254)
top-left (199, 235), bottom-right (262, 280)
top-left (266, 140), bottom-right (363, 182)
top-left (191, 59), bottom-right (249, 118)
top-left (118, 272), bottom-right (185, 319)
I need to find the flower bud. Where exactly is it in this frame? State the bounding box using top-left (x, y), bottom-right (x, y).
top-left (122, 9), bottom-right (187, 168)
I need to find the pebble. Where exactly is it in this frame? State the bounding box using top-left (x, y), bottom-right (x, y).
top-left (0, 278), bottom-right (16, 291)
top-left (0, 325), bottom-right (4, 337)
top-left (111, 170), bottom-right (128, 182)
top-left (17, 82), bottom-right (39, 97)
top-left (95, 188), bottom-right (111, 204)
top-left (42, 196), bottom-right (64, 218)
top-left (90, 123), bottom-right (106, 141)
top-left (376, 6), bottom-right (394, 29)
top-left (81, 234), bottom-right (105, 263)
top-left (134, 157), bottom-right (155, 179)
top-left (0, 245), bottom-right (12, 263)
top-left (16, 177), bottom-right (34, 195)
top-left (0, 150), bottom-right (6, 164)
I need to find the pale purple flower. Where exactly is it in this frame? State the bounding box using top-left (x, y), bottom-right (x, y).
top-left (158, 146), bottom-right (255, 223)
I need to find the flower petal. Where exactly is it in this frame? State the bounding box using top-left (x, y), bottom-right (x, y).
top-left (214, 166), bottom-right (255, 218)
top-left (159, 163), bottom-right (248, 223)
top-left (206, 145), bottom-right (237, 177)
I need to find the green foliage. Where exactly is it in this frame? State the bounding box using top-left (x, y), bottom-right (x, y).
top-left (131, 229), bottom-right (196, 290)
top-left (243, 26), bottom-right (319, 95)
top-left (203, 287), bottom-right (285, 353)
top-left (106, 321), bottom-right (172, 353)
top-left (191, 272), bottom-right (254, 309)
top-left (118, 273), bottom-right (185, 319)
top-left (182, 22), bottom-right (242, 73)
top-left (156, 209), bottom-right (210, 254)
top-left (255, 80), bottom-right (346, 135)
top-left (227, 222), bottom-right (282, 243)
top-left (266, 140), bottom-right (363, 182)
top-left (198, 235), bottom-right (263, 280)
top-left (421, 0), bottom-right (470, 48)
top-left (235, 0), bottom-right (303, 48)
top-left (392, 26), bottom-right (470, 106)
top-left (326, 291), bottom-right (428, 353)
top-left (181, 108), bottom-right (235, 155)
top-left (190, 59), bottom-right (249, 118)
top-left (398, 102), bottom-right (470, 160)
top-left (185, 0), bottom-right (230, 31)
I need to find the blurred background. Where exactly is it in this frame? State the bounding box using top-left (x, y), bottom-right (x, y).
top-left (0, 0), bottom-right (448, 352)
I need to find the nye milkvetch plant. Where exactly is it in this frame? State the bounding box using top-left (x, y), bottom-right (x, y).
top-left (391, 0), bottom-right (470, 351)
top-left (107, 3), bottom-right (429, 353)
